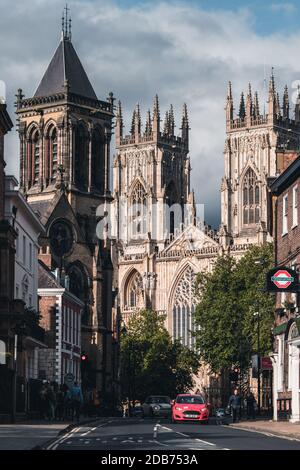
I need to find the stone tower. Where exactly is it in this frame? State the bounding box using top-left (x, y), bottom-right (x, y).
top-left (112, 97), bottom-right (192, 251)
top-left (15, 17), bottom-right (115, 394)
top-left (221, 72), bottom-right (300, 245)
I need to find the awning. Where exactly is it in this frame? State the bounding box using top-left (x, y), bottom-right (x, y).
top-left (273, 322), bottom-right (288, 336)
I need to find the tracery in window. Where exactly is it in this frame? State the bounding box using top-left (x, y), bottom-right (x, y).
top-left (130, 181), bottom-right (147, 238)
top-left (243, 168), bottom-right (260, 225)
top-left (172, 266), bottom-right (197, 349)
top-left (126, 270), bottom-right (143, 308)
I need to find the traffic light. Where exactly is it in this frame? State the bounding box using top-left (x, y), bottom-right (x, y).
top-left (81, 353), bottom-right (87, 362)
top-left (229, 368), bottom-right (239, 382)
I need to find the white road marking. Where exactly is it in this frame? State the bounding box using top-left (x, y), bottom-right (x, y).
top-left (223, 425), bottom-right (300, 443)
top-left (195, 438), bottom-right (216, 446)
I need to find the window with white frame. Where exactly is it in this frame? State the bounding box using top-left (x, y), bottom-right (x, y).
top-left (23, 235), bottom-right (26, 265)
top-left (29, 243), bottom-right (32, 271)
top-left (292, 185), bottom-right (298, 227)
top-left (282, 194), bottom-right (288, 235)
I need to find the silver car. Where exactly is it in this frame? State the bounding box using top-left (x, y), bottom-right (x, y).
top-left (142, 396), bottom-right (172, 417)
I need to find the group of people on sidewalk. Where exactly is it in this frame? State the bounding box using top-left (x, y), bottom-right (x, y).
top-left (39, 381), bottom-right (83, 422)
top-left (228, 389), bottom-right (257, 423)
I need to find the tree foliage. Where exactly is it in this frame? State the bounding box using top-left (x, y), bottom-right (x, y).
top-left (120, 310), bottom-right (199, 402)
top-left (194, 244), bottom-right (275, 374)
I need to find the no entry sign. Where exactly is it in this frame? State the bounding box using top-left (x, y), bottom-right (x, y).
top-left (266, 266), bottom-right (299, 292)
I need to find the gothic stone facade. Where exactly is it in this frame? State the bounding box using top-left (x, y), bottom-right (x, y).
top-left (113, 73), bottom-right (300, 398)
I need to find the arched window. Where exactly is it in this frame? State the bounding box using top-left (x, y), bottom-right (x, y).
top-left (242, 168), bottom-right (260, 225)
top-left (125, 271), bottom-right (143, 309)
top-left (172, 266), bottom-right (197, 349)
top-left (91, 128), bottom-right (105, 193)
top-left (130, 181), bottom-right (147, 238)
top-left (166, 181), bottom-right (180, 236)
top-left (46, 126), bottom-right (58, 184)
top-left (31, 129), bottom-right (40, 185)
top-left (22, 274), bottom-right (29, 304)
top-left (74, 124), bottom-right (88, 191)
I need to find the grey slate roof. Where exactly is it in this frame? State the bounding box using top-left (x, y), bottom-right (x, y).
top-left (34, 38), bottom-right (98, 100)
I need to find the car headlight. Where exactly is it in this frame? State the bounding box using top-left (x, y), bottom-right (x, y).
top-left (201, 408), bottom-right (208, 413)
top-left (153, 405), bottom-right (160, 410)
top-left (175, 406), bottom-right (182, 411)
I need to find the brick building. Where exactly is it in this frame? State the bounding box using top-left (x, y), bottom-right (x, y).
top-left (38, 260), bottom-right (84, 385)
top-left (270, 156), bottom-right (300, 422)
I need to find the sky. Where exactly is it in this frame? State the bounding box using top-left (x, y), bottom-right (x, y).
top-left (2, 0), bottom-right (300, 228)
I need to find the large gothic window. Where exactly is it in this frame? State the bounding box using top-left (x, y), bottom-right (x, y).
top-left (30, 129), bottom-right (40, 186)
top-left (172, 266), bottom-right (197, 349)
top-left (91, 128), bottom-right (105, 194)
top-left (74, 124), bottom-right (88, 191)
top-left (46, 126), bottom-right (58, 184)
top-left (130, 181), bottom-right (147, 239)
top-left (166, 181), bottom-right (180, 236)
top-left (125, 270), bottom-right (143, 309)
top-left (242, 168), bottom-right (260, 225)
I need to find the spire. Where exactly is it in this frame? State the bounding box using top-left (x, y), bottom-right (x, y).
top-left (131, 103), bottom-right (141, 141)
top-left (169, 104), bottom-right (175, 135)
top-left (62, 4), bottom-right (71, 41)
top-left (268, 67), bottom-right (277, 124)
top-left (276, 92), bottom-right (281, 117)
top-left (181, 103), bottom-right (189, 146)
top-left (130, 108), bottom-right (136, 135)
top-left (145, 109), bottom-right (152, 136)
top-left (253, 91), bottom-right (260, 118)
top-left (153, 94), bottom-right (160, 139)
top-left (115, 100), bottom-right (123, 146)
top-left (269, 67), bottom-right (275, 95)
top-left (283, 85), bottom-right (289, 120)
top-left (246, 83), bottom-right (253, 125)
top-left (225, 81), bottom-right (234, 124)
top-left (239, 92), bottom-right (246, 120)
top-left (163, 111), bottom-right (169, 134)
top-left (295, 85), bottom-right (300, 123)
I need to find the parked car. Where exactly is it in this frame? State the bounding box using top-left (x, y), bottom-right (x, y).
top-left (142, 396), bottom-right (172, 417)
top-left (172, 394), bottom-right (209, 423)
top-left (130, 405), bottom-right (144, 417)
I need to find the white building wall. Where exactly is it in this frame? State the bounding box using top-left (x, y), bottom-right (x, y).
top-left (4, 175), bottom-right (44, 311)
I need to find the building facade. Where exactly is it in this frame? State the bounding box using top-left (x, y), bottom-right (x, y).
top-left (38, 260), bottom-right (84, 385)
top-left (4, 175), bottom-right (44, 311)
top-left (15, 23), bottom-right (115, 394)
top-left (222, 76), bottom-right (300, 246)
top-left (270, 157), bottom-right (300, 423)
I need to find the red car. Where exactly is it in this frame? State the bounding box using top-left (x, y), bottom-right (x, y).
top-left (172, 394), bottom-right (209, 423)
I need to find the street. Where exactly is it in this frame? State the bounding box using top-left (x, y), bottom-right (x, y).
top-left (0, 422), bottom-right (68, 450)
top-left (41, 417), bottom-right (300, 451)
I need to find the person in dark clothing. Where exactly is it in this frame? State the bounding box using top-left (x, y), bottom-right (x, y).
top-left (228, 389), bottom-right (241, 423)
top-left (39, 383), bottom-right (48, 419)
top-left (70, 382), bottom-right (83, 422)
top-left (246, 392), bottom-right (256, 420)
top-left (55, 386), bottom-right (65, 421)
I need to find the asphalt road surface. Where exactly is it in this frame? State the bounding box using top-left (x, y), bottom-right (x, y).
top-left (44, 417), bottom-right (300, 451)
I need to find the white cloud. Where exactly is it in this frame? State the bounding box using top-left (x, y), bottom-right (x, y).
top-left (270, 3), bottom-right (296, 13)
top-left (2, 0), bottom-right (300, 227)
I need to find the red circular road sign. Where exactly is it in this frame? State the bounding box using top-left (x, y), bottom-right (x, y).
top-left (271, 270), bottom-right (294, 289)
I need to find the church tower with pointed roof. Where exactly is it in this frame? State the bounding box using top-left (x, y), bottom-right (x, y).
top-left (15, 11), bottom-right (115, 394)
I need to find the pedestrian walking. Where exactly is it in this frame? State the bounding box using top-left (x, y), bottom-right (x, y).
top-left (38, 383), bottom-right (48, 419)
top-left (55, 385), bottom-right (65, 421)
top-left (228, 389), bottom-right (241, 423)
top-left (46, 383), bottom-right (56, 421)
top-left (70, 382), bottom-right (83, 422)
top-left (246, 391), bottom-right (256, 420)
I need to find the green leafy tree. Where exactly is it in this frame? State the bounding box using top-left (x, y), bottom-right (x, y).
top-left (194, 243), bottom-right (275, 374)
top-left (120, 310), bottom-right (199, 402)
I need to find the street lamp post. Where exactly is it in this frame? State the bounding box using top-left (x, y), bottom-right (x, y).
top-left (254, 311), bottom-right (261, 416)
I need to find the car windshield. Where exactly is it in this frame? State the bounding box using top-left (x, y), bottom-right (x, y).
top-left (176, 395), bottom-right (205, 404)
top-left (151, 397), bottom-right (170, 404)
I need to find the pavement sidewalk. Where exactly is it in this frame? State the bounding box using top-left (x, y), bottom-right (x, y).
top-left (229, 419), bottom-right (300, 440)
